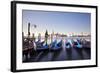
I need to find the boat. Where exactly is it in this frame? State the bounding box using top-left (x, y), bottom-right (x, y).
top-left (35, 41), bottom-right (49, 52)
top-left (65, 39), bottom-right (73, 50)
top-left (50, 40), bottom-right (62, 51)
top-left (81, 39), bottom-right (91, 49)
top-left (49, 40), bottom-right (57, 49)
top-left (72, 39), bottom-right (83, 49)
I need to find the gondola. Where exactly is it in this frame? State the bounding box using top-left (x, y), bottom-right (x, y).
top-left (65, 39), bottom-right (73, 50)
top-left (81, 39), bottom-right (91, 49)
top-left (35, 41), bottom-right (49, 52)
top-left (50, 40), bottom-right (62, 51)
top-left (72, 39), bottom-right (83, 49)
top-left (49, 40), bottom-right (57, 49)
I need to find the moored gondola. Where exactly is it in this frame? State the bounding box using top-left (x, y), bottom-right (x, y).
top-left (50, 40), bottom-right (62, 51)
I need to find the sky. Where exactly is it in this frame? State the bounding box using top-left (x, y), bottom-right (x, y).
top-left (22, 10), bottom-right (91, 36)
